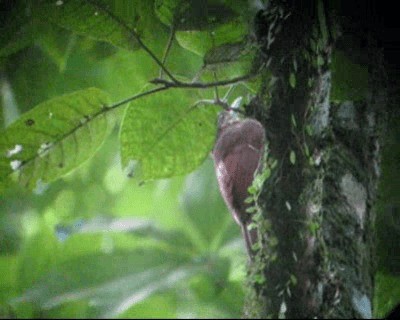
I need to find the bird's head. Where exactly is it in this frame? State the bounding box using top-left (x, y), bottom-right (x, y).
top-left (216, 110), bottom-right (241, 138)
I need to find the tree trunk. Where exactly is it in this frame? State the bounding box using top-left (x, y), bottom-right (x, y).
top-left (244, 1), bottom-right (387, 318)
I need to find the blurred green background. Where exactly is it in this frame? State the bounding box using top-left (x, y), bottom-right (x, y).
top-left (0, 37), bottom-right (250, 317)
top-left (0, 1), bottom-right (257, 317)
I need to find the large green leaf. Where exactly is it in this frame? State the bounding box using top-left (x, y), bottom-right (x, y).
top-left (175, 19), bottom-right (247, 57)
top-left (35, 0), bottom-right (140, 51)
top-left (0, 88), bottom-right (115, 191)
top-left (120, 88), bottom-right (219, 182)
top-left (14, 249), bottom-right (200, 318)
top-left (155, 0), bottom-right (236, 31)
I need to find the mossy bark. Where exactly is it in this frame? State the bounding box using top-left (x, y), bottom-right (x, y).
top-left (244, 1), bottom-right (386, 318)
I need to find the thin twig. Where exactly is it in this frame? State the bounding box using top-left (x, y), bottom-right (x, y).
top-left (159, 26), bottom-right (176, 79)
top-left (213, 71), bottom-right (220, 101)
top-left (109, 86), bottom-right (170, 110)
top-left (150, 72), bottom-right (259, 89)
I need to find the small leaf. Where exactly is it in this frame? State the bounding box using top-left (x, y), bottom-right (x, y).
top-left (303, 143), bottom-right (310, 157)
top-left (305, 124), bottom-right (313, 136)
top-left (0, 88), bottom-right (115, 190)
top-left (270, 159), bottom-right (278, 169)
top-left (289, 73), bottom-right (296, 88)
top-left (246, 206), bottom-right (257, 214)
top-left (262, 168), bottom-right (271, 180)
top-left (289, 150), bottom-right (296, 165)
top-left (291, 114), bottom-right (297, 128)
top-left (244, 196), bottom-right (253, 204)
top-left (290, 274), bottom-right (298, 286)
top-left (308, 222), bottom-right (320, 235)
top-left (247, 185), bottom-right (257, 195)
top-left (317, 55), bottom-right (324, 66)
top-left (292, 57), bottom-right (298, 72)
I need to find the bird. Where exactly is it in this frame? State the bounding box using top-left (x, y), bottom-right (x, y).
top-left (212, 110), bottom-right (266, 258)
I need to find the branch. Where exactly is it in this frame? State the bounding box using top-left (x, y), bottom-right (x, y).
top-left (159, 26), bottom-right (176, 79)
top-left (150, 72), bottom-right (259, 89)
top-left (109, 86), bottom-right (170, 110)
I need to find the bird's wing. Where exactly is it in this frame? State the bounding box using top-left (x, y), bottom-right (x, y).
top-left (222, 142), bottom-right (263, 224)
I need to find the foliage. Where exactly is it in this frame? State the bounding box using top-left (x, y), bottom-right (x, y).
top-left (0, 0), bottom-right (254, 318)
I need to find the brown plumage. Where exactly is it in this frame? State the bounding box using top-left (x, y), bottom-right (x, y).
top-left (212, 110), bottom-right (266, 258)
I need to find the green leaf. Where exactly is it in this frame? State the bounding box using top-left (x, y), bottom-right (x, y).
top-left (0, 88), bottom-right (115, 191)
top-left (305, 124), bottom-right (313, 136)
top-left (35, 0), bottom-right (140, 51)
top-left (35, 23), bottom-right (77, 72)
top-left (291, 114), bottom-right (297, 128)
top-left (120, 89), bottom-right (218, 182)
top-left (155, 0), bottom-right (236, 31)
top-left (317, 55), bottom-right (324, 66)
top-left (203, 41), bottom-right (253, 67)
top-left (289, 150), bottom-right (296, 165)
top-left (289, 73), bottom-right (296, 88)
top-left (175, 19), bottom-right (246, 57)
top-left (303, 143), bottom-right (310, 157)
top-left (290, 274), bottom-right (298, 286)
top-left (154, 0), bottom-right (177, 27)
top-left (14, 249), bottom-right (199, 318)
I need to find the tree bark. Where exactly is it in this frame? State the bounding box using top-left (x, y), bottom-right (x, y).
top-left (244, 1), bottom-right (386, 318)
